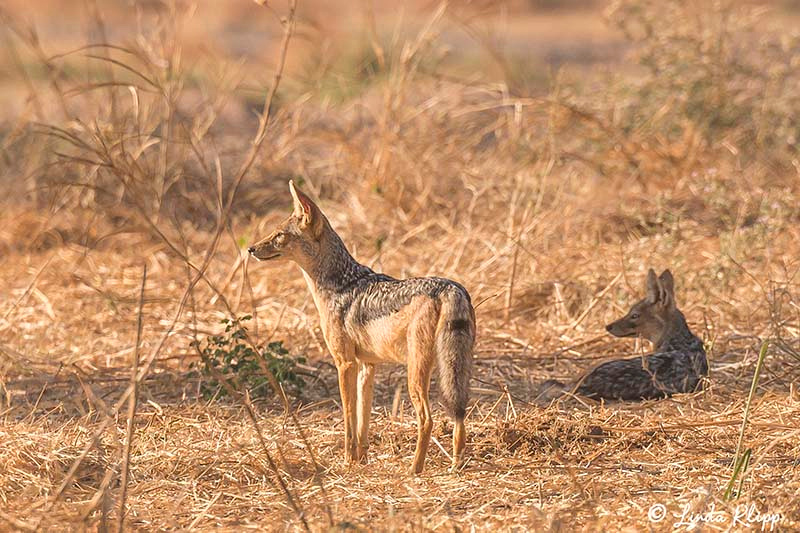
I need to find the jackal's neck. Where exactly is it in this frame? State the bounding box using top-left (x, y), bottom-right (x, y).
top-left (298, 221), bottom-right (371, 295)
top-left (656, 309), bottom-right (704, 353)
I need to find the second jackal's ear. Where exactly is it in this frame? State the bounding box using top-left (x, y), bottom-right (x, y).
top-left (658, 269), bottom-right (675, 308)
top-left (289, 180), bottom-right (320, 231)
top-left (645, 268), bottom-right (659, 304)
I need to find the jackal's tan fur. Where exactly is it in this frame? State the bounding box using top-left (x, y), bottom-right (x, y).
top-left (249, 182), bottom-right (474, 473)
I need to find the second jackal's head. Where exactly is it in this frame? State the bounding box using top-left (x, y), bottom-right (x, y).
top-left (605, 269), bottom-right (677, 344)
top-left (248, 181), bottom-right (326, 263)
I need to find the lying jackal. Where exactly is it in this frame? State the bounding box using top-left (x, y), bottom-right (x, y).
top-left (539, 269), bottom-right (708, 402)
top-left (249, 182), bottom-right (474, 473)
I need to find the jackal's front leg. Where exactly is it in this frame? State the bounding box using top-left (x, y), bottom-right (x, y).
top-left (336, 361), bottom-right (359, 462)
top-left (356, 363), bottom-right (375, 462)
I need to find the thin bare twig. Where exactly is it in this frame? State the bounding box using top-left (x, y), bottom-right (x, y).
top-left (117, 264), bottom-right (147, 533)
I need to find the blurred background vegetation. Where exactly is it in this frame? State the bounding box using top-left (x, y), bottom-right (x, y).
top-left (1, 1), bottom-right (799, 530)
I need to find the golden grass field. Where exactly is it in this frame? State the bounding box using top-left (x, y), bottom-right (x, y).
top-left (1, 0), bottom-right (799, 530)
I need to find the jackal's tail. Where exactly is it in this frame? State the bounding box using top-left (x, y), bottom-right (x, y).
top-left (574, 352), bottom-right (706, 401)
top-left (534, 379), bottom-right (572, 406)
top-left (535, 359), bottom-right (672, 405)
top-left (436, 289), bottom-right (475, 421)
top-left (539, 350), bottom-right (708, 403)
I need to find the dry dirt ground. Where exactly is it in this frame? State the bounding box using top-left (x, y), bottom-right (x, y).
top-left (2, 205), bottom-right (798, 530)
top-left (1, 0), bottom-right (799, 531)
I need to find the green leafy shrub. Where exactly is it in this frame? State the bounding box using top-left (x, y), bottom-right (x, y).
top-left (192, 316), bottom-right (306, 400)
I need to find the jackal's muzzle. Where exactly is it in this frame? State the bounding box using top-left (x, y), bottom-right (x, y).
top-left (605, 321), bottom-right (638, 338)
top-left (248, 242), bottom-right (282, 261)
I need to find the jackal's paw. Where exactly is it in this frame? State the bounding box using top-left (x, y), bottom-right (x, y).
top-left (344, 449), bottom-right (358, 464)
top-left (409, 463), bottom-right (425, 476)
top-left (449, 458), bottom-right (466, 474)
top-left (355, 448), bottom-right (369, 464)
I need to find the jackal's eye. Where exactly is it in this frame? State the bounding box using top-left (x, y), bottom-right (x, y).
top-left (630, 313), bottom-right (640, 319)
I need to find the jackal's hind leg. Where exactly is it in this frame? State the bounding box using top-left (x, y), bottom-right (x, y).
top-left (407, 368), bottom-right (433, 475)
top-left (451, 417), bottom-right (466, 472)
top-left (336, 361), bottom-right (359, 462)
top-left (407, 313), bottom-right (436, 474)
top-left (356, 362), bottom-right (375, 462)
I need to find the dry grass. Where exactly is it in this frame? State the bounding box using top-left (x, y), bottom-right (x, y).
top-left (1, 0), bottom-right (799, 530)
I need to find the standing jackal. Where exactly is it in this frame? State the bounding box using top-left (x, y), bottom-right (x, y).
top-left (249, 182), bottom-right (474, 473)
top-left (539, 269), bottom-right (708, 402)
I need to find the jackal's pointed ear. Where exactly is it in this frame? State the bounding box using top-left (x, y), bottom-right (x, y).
top-left (658, 269), bottom-right (676, 308)
top-left (645, 268), bottom-right (659, 304)
top-left (289, 180), bottom-right (320, 230)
